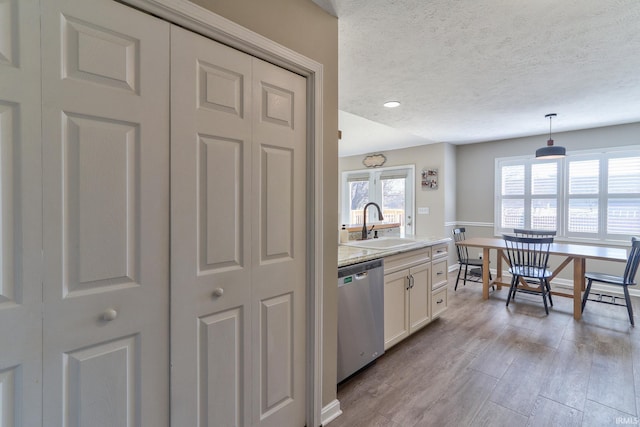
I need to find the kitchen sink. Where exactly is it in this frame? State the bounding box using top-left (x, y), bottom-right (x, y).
top-left (342, 237), bottom-right (419, 250)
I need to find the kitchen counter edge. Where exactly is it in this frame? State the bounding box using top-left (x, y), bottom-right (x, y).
top-left (338, 236), bottom-right (452, 268)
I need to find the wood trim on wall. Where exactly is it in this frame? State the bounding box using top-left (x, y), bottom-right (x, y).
top-left (454, 221), bottom-right (495, 228)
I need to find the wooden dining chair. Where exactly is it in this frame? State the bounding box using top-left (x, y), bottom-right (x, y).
top-left (452, 227), bottom-right (491, 291)
top-left (503, 234), bottom-right (554, 314)
top-left (581, 237), bottom-right (640, 326)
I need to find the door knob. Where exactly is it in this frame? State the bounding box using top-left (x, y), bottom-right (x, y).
top-left (102, 308), bottom-right (118, 321)
top-left (213, 288), bottom-right (224, 298)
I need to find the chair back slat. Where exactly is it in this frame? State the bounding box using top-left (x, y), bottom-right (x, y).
top-left (623, 237), bottom-right (640, 285)
top-left (513, 228), bottom-right (557, 238)
top-left (503, 234), bottom-right (553, 278)
top-left (452, 227), bottom-right (470, 263)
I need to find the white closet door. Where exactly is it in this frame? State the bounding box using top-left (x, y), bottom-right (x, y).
top-left (171, 25), bottom-right (307, 427)
top-left (41, 0), bottom-right (170, 426)
top-left (250, 58), bottom-right (307, 427)
top-left (0, 0), bottom-right (42, 425)
top-left (170, 25), bottom-right (253, 427)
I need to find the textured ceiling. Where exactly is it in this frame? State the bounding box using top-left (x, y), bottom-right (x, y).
top-left (313, 0), bottom-right (640, 157)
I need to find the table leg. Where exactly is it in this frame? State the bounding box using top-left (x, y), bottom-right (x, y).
top-left (573, 257), bottom-right (586, 320)
top-left (496, 249), bottom-right (504, 290)
top-left (482, 247), bottom-right (490, 299)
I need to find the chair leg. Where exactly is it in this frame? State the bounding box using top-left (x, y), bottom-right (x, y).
top-left (546, 280), bottom-right (553, 306)
top-left (623, 285), bottom-right (634, 326)
top-left (455, 265), bottom-right (462, 291)
top-left (541, 279), bottom-right (549, 315)
top-left (463, 265), bottom-right (469, 287)
top-left (484, 267), bottom-right (495, 291)
top-left (506, 275), bottom-right (518, 307)
top-left (581, 279), bottom-right (593, 313)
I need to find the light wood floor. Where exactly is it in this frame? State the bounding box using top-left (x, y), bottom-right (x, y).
top-left (329, 275), bottom-right (640, 427)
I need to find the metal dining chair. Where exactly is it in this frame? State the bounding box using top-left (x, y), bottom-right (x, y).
top-left (503, 234), bottom-right (554, 314)
top-left (581, 237), bottom-right (640, 326)
top-left (452, 227), bottom-right (492, 291)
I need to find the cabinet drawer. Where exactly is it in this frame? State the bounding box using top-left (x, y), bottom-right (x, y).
top-left (431, 259), bottom-right (448, 289)
top-left (384, 247), bottom-right (431, 274)
top-left (432, 287), bottom-right (447, 319)
top-left (432, 243), bottom-right (448, 259)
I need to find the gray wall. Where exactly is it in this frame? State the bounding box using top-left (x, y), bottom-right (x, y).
top-left (457, 122), bottom-right (640, 224)
top-left (339, 142), bottom-right (461, 268)
top-left (456, 121), bottom-right (640, 280)
top-left (340, 122), bottom-right (640, 283)
top-left (339, 142), bottom-right (453, 238)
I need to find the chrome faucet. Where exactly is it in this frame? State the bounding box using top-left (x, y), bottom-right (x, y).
top-left (361, 202), bottom-right (384, 240)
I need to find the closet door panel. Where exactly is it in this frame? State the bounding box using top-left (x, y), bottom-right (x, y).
top-left (170, 25), bottom-right (252, 427)
top-left (251, 58), bottom-right (307, 427)
top-left (41, 0), bottom-right (170, 426)
top-left (0, 0), bottom-right (42, 425)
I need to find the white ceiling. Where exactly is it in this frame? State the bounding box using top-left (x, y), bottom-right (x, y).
top-left (312, 0), bottom-right (640, 157)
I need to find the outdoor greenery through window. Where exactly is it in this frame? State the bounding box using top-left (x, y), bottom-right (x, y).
top-left (495, 147), bottom-right (640, 241)
top-left (342, 166), bottom-right (415, 235)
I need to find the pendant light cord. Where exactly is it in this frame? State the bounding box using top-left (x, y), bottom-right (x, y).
top-left (545, 113), bottom-right (556, 146)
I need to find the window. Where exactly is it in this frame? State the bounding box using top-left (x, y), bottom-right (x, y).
top-left (495, 147), bottom-right (640, 241)
top-left (342, 165), bottom-right (415, 234)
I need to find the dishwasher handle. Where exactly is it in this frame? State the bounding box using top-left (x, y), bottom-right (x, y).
top-left (355, 271), bottom-right (368, 280)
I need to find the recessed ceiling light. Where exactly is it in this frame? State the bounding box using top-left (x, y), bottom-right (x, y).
top-left (383, 101), bottom-right (401, 108)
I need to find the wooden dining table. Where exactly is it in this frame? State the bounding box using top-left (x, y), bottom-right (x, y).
top-left (456, 237), bottom-right (629, 320)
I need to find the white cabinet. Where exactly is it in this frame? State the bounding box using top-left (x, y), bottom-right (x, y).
top-left (383, 243), bottom-right (449, 350)
top-left (383, 248), bottom-right (431, 349)
top-left (431, 243), bottom-right (449, 320)
top-left (432, 287), bottom-right (448, 319)
top-left (383, 269), bottom-right (411, 349)
top-left (409, 262), bottom-right (431, 331)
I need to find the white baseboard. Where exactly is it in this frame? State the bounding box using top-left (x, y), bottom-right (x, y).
top-left (553, 278), bottom-right (640, 298)
top-left (321, 399), bottom-right (342, 426)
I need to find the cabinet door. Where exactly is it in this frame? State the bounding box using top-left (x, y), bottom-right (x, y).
top-left (409, 262), bottom-right (430, 333)
top-left (384, 270), bottom-right (410, 349)
top-left (41, 1), bottom-right (170, 425)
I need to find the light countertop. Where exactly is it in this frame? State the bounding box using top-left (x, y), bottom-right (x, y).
top-left (338, 236), bottom-right (451, 268)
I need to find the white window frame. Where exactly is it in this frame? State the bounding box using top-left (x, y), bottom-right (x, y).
top-left (495, 146), bottom-right (640, 243)
top-left (341, 164), bottom-right (415, 235)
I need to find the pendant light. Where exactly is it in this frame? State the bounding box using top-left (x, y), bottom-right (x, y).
top-left (535, 113), bottom-right (566, 159)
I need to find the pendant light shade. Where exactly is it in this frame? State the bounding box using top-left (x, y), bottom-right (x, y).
top-left (535, 113), bottom-right (565, 159)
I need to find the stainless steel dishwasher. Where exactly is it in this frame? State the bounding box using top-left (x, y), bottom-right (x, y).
top-left (337, 258), bottom-right (384, 383)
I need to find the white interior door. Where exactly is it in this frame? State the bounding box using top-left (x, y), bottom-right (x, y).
top-left (170, 25), bottom-right (307, 427)
top-left (170, 25), bottom-right (253, 427)
top-left (41, 0), bottom-right (170, 425)
top-left (250, 57), bottom-right (307, 427)
top-left (0, 0), bottom-right (42, 425)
